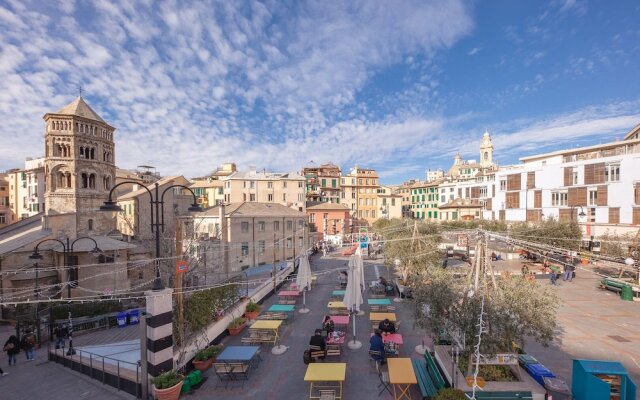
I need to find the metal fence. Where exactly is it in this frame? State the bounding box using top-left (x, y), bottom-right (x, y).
top-left (49, 343), bottom-right (141, 398)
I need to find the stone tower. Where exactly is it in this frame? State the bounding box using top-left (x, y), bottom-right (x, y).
top-left (479, 130), bottom-right (494, 168)
top-left (43, 97), bottom-right (116, 236)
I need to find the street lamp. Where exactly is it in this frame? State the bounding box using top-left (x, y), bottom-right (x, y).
top-left (30, 236), bottom-right (102, 356)
top-left (99, 181), bottom-right (202, 290)
top-left (624, 257), bottom-right (639, 285)
top-left (569, 205), bottom-right (586, 221)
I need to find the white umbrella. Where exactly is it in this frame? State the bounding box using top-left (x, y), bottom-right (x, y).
top-left (356, 246), bottom-right (365, 295)
top-left (296, 255), bottom-right (312, 313)
top-left (344, 248), bottom-right (364, 349)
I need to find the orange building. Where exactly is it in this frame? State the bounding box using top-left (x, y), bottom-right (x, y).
top-left (306, 202), bottom-right (351, 243)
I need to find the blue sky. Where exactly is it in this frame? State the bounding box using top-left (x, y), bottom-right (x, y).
top-left (1, 0), bottom-right (639, 184)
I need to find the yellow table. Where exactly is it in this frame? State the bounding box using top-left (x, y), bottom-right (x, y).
top-left (304, 363), bottom-right (346, 399)
top-left (249, 320), bottom-right (283, 345)
top-left (388, 358), bottom-right (417, 400)
top-left (369, 312), bottom-right (397, 322)
top-left (328, 301), bottom-right (346, 309)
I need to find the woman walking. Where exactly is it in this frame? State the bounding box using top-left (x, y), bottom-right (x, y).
top-left (3, 335), bottom-right (20, 367)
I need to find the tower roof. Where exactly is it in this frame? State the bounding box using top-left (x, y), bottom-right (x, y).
top-left (53, 96), bottom-right (107, 124)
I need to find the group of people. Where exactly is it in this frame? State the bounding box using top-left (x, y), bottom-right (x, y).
top-left (1, 329), bottom-right (38, 376)
top-left (307, 315), bottom-right (337, 360)
top-left (369, 318), bottom-right (396, 365)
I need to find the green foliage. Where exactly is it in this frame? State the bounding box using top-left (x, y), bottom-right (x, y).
top-left (433, 388), bottom-right (467, 400)
top-left (182, 278), bottom-right (241, 335)
top-left (457, 357), bottom-right (517, 382)
top-left (413, 269), bottom-right (558, 357)
top-left (194, 349), bottom-right (209, 361)
top-left (194, 344), bottom-right (222, 361)
top-left (228, 317), bottom-right (246, 329)
top-left (151, 370), bottom-right (183, 389)
top-left (245, 300), bottom-right (260, 312)
top-left (598, 230), bottom-right (634, 259)
top-left (509, 219), bottom-right (581, 250)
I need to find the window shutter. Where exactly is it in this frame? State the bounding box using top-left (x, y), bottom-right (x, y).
top-left (499, 210), bottom-right (505, 221)
top-left (527, 172), bottom-right (535, 189)
top-left (564, 167), bottom-right (573, 187)
top-left (568, 187), bottom-right (587, 206)
top-left (526, 210), bottom-right (541, 222)
top-left (584, 164), bottom-right (595, 185)
top-left (471, 187), bottom-right (480, 199)
top-left (507, 174), bottom-right (521, 191)
top-left (635, 184), bottom-right (640, 205)
top-left (492, 185), bottom-right (495, 197)
top-left (597, 186), bottom-right (608, 206)
top-left (634, 208), bottom-right (640, 225)
top-left (485, 198), bottom-right (492, 210)
top-left (534, 190), bottom-right (542, 209)
top-left (506, 192), bottom-right (520, 209)
top-left (594, 163), bottom-right (605, 184)
top-left (559, 209), bottom-right (572, 222)
top-left (609, 208), bottom-right (620, 224)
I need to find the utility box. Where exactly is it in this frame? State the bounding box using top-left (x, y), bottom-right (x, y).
top-left (572, 359), bottom-right (636, 400)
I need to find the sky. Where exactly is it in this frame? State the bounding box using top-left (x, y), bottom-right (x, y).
top-left (1, 0), bottom-right (639, 184)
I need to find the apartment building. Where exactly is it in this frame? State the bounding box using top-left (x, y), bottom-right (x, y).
top-left (307, 202), bottom-right (351, 243)
top-left (190, 180), bottom-right (224, 208)
top-left (303, 163), bottom-right (341, 203)
top-left (409, 180), bottom-right (440, 221)
top-left (222, 167), bottom-right (306, 212)
top-left (341, 166), bottom-right (379, 225)
top-left (5, 158), bottom-right (46, 222)
top-left (0, 174), bottom-right (10, 228)
top-left (188, 202), bottom-right (308, 273)
top-left (393, 181), bottom-right (415, 218)
top-left (376, 185), bottom-right (403, 220)
top-left (488, 135), bottom-right (640, 236)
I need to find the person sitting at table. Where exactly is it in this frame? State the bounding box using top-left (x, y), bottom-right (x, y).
top-left (322, 315), bottom-right (335, 334)
top-left (309, 329), bottom-right (327, 359)
top-left (378, 318), bottom-right (396, 334)
top-left (369, 329), bottom-right (386, 365)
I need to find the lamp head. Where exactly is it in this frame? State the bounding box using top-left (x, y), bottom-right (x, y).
top-left (29, 252), bottom-right (43, 260)
top-left (578, 211), bottom-right (586, 217)
top-left (90, 247), bottom-right (103, 256)
top-left (625, 257), bottom-right (635, 266)
top-left (188, 203), bottom-right (203, 212)
top-left (99, 201), bottom-right (123, 213)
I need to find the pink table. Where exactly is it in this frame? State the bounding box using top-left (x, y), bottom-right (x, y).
top-left (279, 290), bottom-right (300, 296)
top-left (327, 333), bottom-right (346, 345)
top-left (323, 315), bottom-right (349, 327)
top-left (370, 333), bottom-right (403, 344)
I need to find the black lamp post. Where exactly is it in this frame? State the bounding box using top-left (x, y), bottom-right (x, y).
top-left (99, 181), bottom-right (202, 290)
top-left (30, 236), bottom-right (102, 356)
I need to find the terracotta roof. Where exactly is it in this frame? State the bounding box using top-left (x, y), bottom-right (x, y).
top-left (189, 180), bottom-right (223, 188)
top-left (439, 198), bottom-right (482, 209)
top-left (53, 97), bottom-right (107, 124)
top-left (201, 202), bottom-right (306, 217)
top-left (306, 202), bottom-right (350, 211)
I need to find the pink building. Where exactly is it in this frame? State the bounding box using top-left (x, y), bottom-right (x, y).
top-left (306, 202), bottom-right (351, 242)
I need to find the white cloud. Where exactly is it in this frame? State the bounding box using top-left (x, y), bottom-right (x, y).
top-left (468, 47), bottom-right (481, 56)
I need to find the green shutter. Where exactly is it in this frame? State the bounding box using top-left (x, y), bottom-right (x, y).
top-left (321, 179), bottom-right (326, 187)
top-left (434, 211), bottom-right (438, 218)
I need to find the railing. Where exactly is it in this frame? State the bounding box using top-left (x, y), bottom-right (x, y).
top-left (49, 343), bottom-right (141, 398)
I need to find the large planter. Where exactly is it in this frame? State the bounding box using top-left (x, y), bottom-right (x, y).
top-left (154, 380), bottom-right (184, 400)
top-left (192, 358), bottom-right (213, 372)
top-left (244, 311), bottom-right (259, 320)
top-left (228, 322), bottom-right (246, 336)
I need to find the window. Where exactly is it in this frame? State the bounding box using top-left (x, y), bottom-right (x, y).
top-left (351, 192), bottom-right (356, 199)
top-left (283, 181), bottom-right (287, 188)
top-left (391, 198), bottom-right (395, 206)
top-left (573, 171), bottom-right (578, 185)
top-left (358, 179), bottom-right (363, 185)
top-left (258, 221), bottom-right (265, 231)
top-left (588, 189), bottom-right (598, 206)
top-left (241, 242), bottom-right (249, 256)
top-left (298, 181), bottom-right (303, 188)
top-left (259, 240), bottom-right (265, 254)
top-left (309, 213), bottom-right (315, 223)
top-left (0, 214), bottom-right (5, 224)
top-left (286, 238), bottom-right (292, 248)
top-left (249, 194), bottom-right (256, 201)
top-left (250, 181), bottom-right (255, 189)
top-left (88, 219), bottom-right (93, 231)
top-left (268, 181), bottom-right (273, 189)
top-left (283, 193), bottom-right (287, 201)
top-left (241, 221), bottom-right (249, 233)
top-left (321, 178), bottom-right (326, 187)
top-left (268, 194), bottom-right (273, 202)
top-left (479, 187), bottom-right (487, 197)
top-left (274, 221), bottom-right (280, 231)
top-left (605, 163), bottom-right (620, 182)
top-left (287, 220), bottom-right (293, 230)
top-left (551, 191), bottom-right (568, 206)
top-left (500, 179), bottom-right (506, 191)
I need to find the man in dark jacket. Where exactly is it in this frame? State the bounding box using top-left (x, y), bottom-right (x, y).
top-left (369, 329), bottom-right (386, 365)
top-left (3, 335), bottom-right (20, 366)
top-left (21, 330), bottom-right (36, 361)
top-left (309, 329), bottom-right (326, 360)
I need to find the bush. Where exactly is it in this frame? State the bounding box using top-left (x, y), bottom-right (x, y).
top-left (433, 388), bottom-right (467, 400)
top-left (194, 349), bottom-right (209, 361)
top-left (205, 344), bottom-right (223, 359)
top-left (245, 301), bottom-right (260, 312)
top-left (151, 370), bottom-right (182, 389)
top-left (228, 317), bottom-right (246, 329)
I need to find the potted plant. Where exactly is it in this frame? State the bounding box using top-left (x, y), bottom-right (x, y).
top-left (152, 370), bottom-right (184, 400)
top-left (244, 300), bottom-right (261, 320)
top-left (192, 344), bottom-right (223, 372)
top-left (227, 316), bottom-right (247, 336)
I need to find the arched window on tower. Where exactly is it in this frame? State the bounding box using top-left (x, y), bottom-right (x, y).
top-left (88, 219), bottom-right (94, 231)
top-left (81, 173), bottom-right (88, 188)
top-left (80, 147), bottom-right (85, 159)
top-left (484, 151), bottom-right (489, 161)
top-left (89, 174), bottom-right (96, 189)
top-left (103, 175), bottom-right (111, 190)
top-left (90, 148), bottom-right (95, 159)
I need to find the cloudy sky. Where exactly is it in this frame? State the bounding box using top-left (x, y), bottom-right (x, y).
top-left (1, 0), bottom-right (639, 183)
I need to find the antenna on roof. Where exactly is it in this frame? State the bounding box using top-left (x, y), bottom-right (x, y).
top-left (78, 85), bottom-right (83, 98)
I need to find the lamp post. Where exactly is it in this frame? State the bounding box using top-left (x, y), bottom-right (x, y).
top-left (569, 205), bottom-right (586, 222)
top-left (30, 236), bottom-right (102, 356)
top-left (99, 181), bottom-right (202, 290)
top-left (625, 257), bottom-right (639, 285)
top-left (393, 258), bottom-right (403, 303)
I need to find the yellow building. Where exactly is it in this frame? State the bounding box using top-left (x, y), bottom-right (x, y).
top-left (190, 180), bottom-right (224, 208)
top-left (341, 166), bottom-right (379, 226)
top-left (376, 185), bottom-right (403, 220)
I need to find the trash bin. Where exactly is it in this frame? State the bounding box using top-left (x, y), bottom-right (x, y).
top-left (543, 377), bottom-right (571, 400)
top-left (519, 354), bottom-right (539, 365)
top-left (129, 309), bottom-right (140, 325)
top-left (188, 370), bottom-right (202, 386)
top-left (524, 363), bottom-right (556, 386)
top-left (181, 378), bottom-right (191, 393)
top-left (621, 285), bottom-right (633, 301)
top-left (116, 311), bottom-right (128, 328)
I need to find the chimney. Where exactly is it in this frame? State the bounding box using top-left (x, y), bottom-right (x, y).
top-left (249, 166), bottom-right (257, 176)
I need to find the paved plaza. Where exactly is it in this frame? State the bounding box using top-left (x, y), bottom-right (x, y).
top-left (1, 253), bottom-right (639, 399)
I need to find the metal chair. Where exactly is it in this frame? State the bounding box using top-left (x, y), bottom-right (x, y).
top-left (213, 363), bottom-right (234, 388)
top-left (376, 361), bottom-right (392, 396)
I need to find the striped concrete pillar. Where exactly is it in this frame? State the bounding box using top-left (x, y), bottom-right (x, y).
top-left (145, 288), bottom-right (174, 376)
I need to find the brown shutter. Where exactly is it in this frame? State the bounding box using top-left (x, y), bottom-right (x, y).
top-left (584, 164), bottom-right (595, 185)
top-left (559, 209), bottom-right (572, 222)
top-left (597, 186), bottom-right (608, 206)
top-left (492, 184), bottom-right (495, 197)
top-left (506, 192), bottom-right (520, 209)
top-left (568, 187), bottom-right (587, 206)
top-left (594, 163), bottom-right (605, 184)
top-left (609, 208), bottom-right (620, 224)
top-left (471, 187), bottom-right (480, 199)
top-left (507, 174), bottom-right (521, 191)
top-left (564, 167), bottom-right (573, 187)
top-left (485, 198), bottom-right (492, 210)
top-left (458, 188), bottom-right (462, 198)
top-left (499, 210), bottom-right (505, 221)
top-left (527, 172), bottom-right (535, 189)
top-left (634, 208), bottom-right (640, 225)
top-left (526, 210), bottom-right (542, 222)
top-left (534, 190), bottom-right (542, 208)
top-left (635, 184), bottom-right (640, 205)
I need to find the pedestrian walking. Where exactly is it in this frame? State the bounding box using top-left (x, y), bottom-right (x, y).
top-left (549, 269), bottom-right (558, 286)
top-left (54, 324), bottom-right (68, 349)
top-left (3, 335), bottom-right (20, 366)
top-left (21, 329), bottom-right (36, 361)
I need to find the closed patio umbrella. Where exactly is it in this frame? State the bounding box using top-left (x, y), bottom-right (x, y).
top-left (296, 255), bottom-right (312, 313)
top-left (344, 248), bottom-right (364, 349)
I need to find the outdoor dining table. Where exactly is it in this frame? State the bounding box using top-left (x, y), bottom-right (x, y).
top-left (278, 290), bottom-right (300, 304)
top-left (368, 298), bottom-right (391, 305)
top-left (387, 358), bottom-right (417, 400)
top-left (328, 301), bottom-right (348, 316)
top-left (249, 320), bottom-right (283, 345)
top-left (369, 312), bottom-right (397, 323)
top-left (304, 362), bottom-right (346, 399)
top-left (327, 301), bottom-right (347, 309)
top-left (216, 345), bottom-right (261, 368)
top-left (331, 290), bottom-right (346, 300)
top-left (267, 304), bottom-right (295, 318)
top-left (370, 333), bottom-right (404, 356)
top-left (327, 315), bottom-right (349, 329)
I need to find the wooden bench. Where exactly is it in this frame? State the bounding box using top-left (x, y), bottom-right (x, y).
top-left (257, 312), bottom-right (289, 321)
top-left (600, 278), bottom-right (626, 293)
top-left (463, 391), bottom-right (533, 399)
top-left (326, 344), bottom-right (341, 358)
top-left (411, 358), bottom-right (438, 399)
top-left (241, 331), bottom-right (277, 345)
top-left (424, 351), bottom-right (446, 390)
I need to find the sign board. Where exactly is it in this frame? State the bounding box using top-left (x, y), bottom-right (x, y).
top-left (465, 376), bottom-right (486, 388)
top-left (176, 260), bottom-right (189, 274)
top-left (474, 353), bottom-right (518, 366)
